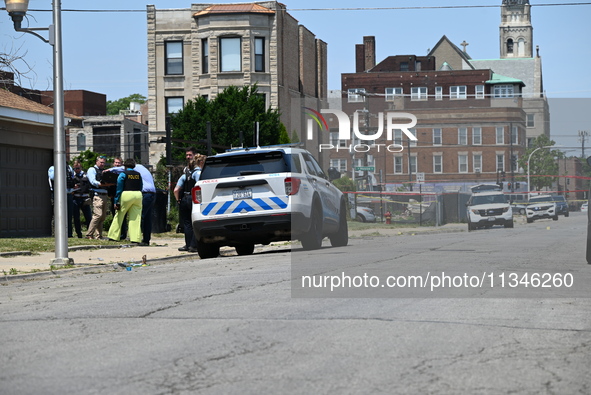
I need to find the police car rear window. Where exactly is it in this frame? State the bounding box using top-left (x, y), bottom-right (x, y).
top-left (200, 151), bottom-right (295, 180)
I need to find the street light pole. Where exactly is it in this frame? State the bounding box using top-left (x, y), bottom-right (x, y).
top-left (526, 145), bottom-right (554, 201)
top-left (5, 0), bottom-right (71, 266)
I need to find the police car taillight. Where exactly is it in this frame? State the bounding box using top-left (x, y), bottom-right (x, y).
top-left (191, 186), bottom-right (202, 204)
top-left (284, 177), bottom-right (301, 195)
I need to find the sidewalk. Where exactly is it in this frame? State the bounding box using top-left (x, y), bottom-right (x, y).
top-left (0, 223), bottom-right (467, 280)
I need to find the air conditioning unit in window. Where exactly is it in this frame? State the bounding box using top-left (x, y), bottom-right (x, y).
top-left (475, 167), bottom-right (481, 173)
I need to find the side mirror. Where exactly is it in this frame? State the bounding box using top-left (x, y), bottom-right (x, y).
top-left (327, 167), bottom-right (341, 181)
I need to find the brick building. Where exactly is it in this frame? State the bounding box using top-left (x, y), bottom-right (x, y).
top-left (146, 1), bottom-right (327, 166)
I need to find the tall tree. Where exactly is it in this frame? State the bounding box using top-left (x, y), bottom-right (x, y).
top-left (519, 135), bottom-right (563, 191)
top-left (169, 85), bottom-right (285, 162)
top-left (106, 93), bottom-right (146, 115)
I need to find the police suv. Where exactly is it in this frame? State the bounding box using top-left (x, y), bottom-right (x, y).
top-left (190, 146), bottom-right (348, 258)
top-left (466, 184), bottom-right (514, 231)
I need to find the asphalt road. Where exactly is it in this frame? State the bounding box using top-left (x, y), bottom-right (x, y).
top-left (1, 213), bottom-right (590, 394)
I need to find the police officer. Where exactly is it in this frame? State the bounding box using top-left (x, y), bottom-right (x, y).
top-left (71, 160), bottom-right (92, 238)
top-left (86, 156), bottom-right (113, 239)
top-left (174, 148), bottom-right (201, 252)
top-left (108, 158), bottom-right (143, 244)
top-left (48, 163), bottom-right (75, 238)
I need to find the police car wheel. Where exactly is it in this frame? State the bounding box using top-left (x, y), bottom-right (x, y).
top-left (235, 244), bottom-right (255, 256)
top-left (301, 201), bottom-right (323, 250)
top-left (196, 240), bottom-right (220, 259)
top-left (330, 201), bottom-right (349, 247)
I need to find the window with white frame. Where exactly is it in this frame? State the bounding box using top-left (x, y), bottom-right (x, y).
top-left (475, 85), bottom-right (485, 99)
top-left (511, 126), bottom-right (519, 145)
top-left (473, 154), bottom-right (482, 173)
top-left (330, 131), bottom-right (346, 147)
top-left (527, 113), bottom-right (535, 127)
top-left (433, 128), bottom-right (442, 145)
top-left (493, 84), bottom-right (514, 98)
top-left (394, 156), bottom-right (403, 174)
top-left (411, 87), bottom-right (427, 101)
top-left (394, 130), bottom-right (403, 146)
top-left (458, 154), bottom-right (468, 173)
top-left (458, 128), bottom-right (468, 145)
top-left (220, 37), bottom-right (241, 72)
top-left (433, 155), bottom-right (442, 173)
top-left (165, 41), bottom-right (183, 75)
top-left (254, 37), bottom-right (265, 72)
top-left (77, 133), bottom-right (86, 152)
top-left (409, 128), bottom-right (417, 147)
top-left (496, 127), bottom-right (505, 144)
top-left (496, 154), bottom-right (505, 171)
top-left (435, 86), bottom-right (443, 100)
top-left (472, 127), bottom-right (482, 145)
top-left (330, 159), bottom-right (347, 173)
top-left (385, 87), bottom-right (402, 101)
top-left (450, 85), bottom-right (467, 100)
top-left (409, 156), bottom-right (417, 174)
top-left (348, 88), bottom-right (366, 103)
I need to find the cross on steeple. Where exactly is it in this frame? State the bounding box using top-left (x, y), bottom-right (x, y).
top-left (460, 40), bottom-right (469, 52)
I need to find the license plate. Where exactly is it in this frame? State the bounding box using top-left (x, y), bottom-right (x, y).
top-left (232, 188), bottom-right (252, 200)
top-left (487, 216), bottom-right (496, 221)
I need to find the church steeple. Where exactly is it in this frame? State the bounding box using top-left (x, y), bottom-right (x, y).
top-left (500, 0), bottom-right (533, 58)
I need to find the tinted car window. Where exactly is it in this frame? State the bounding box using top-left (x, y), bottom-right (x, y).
top-left (529, 196), bottom-right (553, 203)
top-left (200, 151), bottom-right (293, 180)
top-left (471, 194), bottom-right (507, 205)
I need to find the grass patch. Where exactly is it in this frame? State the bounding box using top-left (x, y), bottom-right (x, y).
top-left (347, 220), bottom-right (420, 231)
top-left (0, 237), bottom-right (125, 254)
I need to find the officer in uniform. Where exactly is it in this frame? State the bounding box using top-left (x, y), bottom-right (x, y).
top-left (108, 158), bottom-right (143, 244)
top-left (174, 149), bottom-right (202, 252)
top-left (86, 156), bottom-right (113, 239)
top-left (71, 160), bottom-right (92, 238)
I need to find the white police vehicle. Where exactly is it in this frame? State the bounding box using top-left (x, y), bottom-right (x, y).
top-left (190, 146), bottom-right (348, 258)
top-left (526, 194), bottom-right (558, 223)
top-left (466, 187), bottom-right (513, 231)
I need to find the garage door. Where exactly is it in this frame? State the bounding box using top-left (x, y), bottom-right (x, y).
top-left (0, 145), bottom-right (53, 237)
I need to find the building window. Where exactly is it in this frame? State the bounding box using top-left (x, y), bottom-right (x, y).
top-left (201, 39), bottom-right (209, 74)
top-left (400, 62), bottom-right (409, 71)
top-left (165, 97), bottom-right (184, 114)
top-left (475, 85), bottom-right (485, 99)
top-left (330, 159), bottom-right (347, 173)
top-left (458, 128), bottom-right (468, 145)
top-left (409, 156), bottom-right (417, 174)
top-left (409, 128), bottom-right (417, 147)
top-left (254, 37), bottom-right (265, 72)
top-left (330, 131), bottom-right (346, 147)
top-left (433, 155), bottom-right (442, 173)
top-left (450, 85), bottom-right (467, 100)
top-left (394, 130), bottom-right (403, 146)
top-left (411, 87), bottom-right (427, 101)
top-left (348, 88), bottom-right (366, 103)
top-left (473, 154), bottom-right (482, 173)
top-left (458, 154), bottom-right (468, 173)
top-left (494, 84), bottom-right (514, 98)
top-left (472, 127), bottom-right (482, 145)
top-left (497, 154), bottom-right (505, 171)
top-left (220, 37), bottom-right (241, 72)
top-left (76, 133), bottom-right (86, 152)
top-left (507, 39), bottom-right (514, 54)
top-left (433, 128), bottom-right (442, 146)
top-left (511, 126), bottom-right (519, 145)
top-left (527, 113), bottom-right (535, 127)
top-left (394, 156), bottom-right (403, 174)
top-left (165, 41), bottom-right (183, 75)
top-left (385, 87), bottom-right (402, 101)
top-left (435, 86), bottom-right (443, 100)
top-left (415, 61), bottom-right (422, 71)
top-left (496, 127), bottom-right (505, 144)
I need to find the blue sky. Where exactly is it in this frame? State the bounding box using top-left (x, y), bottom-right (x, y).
top-left (2, 1), bottom-right (590, 149)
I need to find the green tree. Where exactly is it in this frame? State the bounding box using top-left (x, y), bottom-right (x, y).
top-left (71, 150), bottom-right (111, 171)
top-left (106, 93), bottom-right (146, 115)
top-left (519, 135), bottom-right (563, 191)
top-left (332, 176), bottom-right (356, 193)
top-left (169, 85), bottom-right (285, 162)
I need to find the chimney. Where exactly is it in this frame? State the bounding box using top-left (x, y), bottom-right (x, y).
top-left (355, 44), bottom-right (365, 72)
top-left (363, 36), bottom-right (376, 71)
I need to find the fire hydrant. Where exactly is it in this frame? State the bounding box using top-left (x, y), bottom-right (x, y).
top-left (385, 211), bottom-right (392, 225)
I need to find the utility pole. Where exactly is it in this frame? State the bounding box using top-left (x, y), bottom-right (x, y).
top-left (579, 130), bottom-right (589, 158)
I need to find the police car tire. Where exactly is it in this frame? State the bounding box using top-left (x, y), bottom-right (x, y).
top-left (301, 201), bottom-right (323, 250)
top-left (330, 201), bottom-right (348, 247)
top-left (235, 244), bottom-right (255, 256)
top-left (196, 240), bottom-right (220, 259)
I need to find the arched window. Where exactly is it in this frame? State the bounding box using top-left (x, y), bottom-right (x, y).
top-left (76, 133), bottom-right (86, 151)
top-left (507, 39), bottom-right (514, 54)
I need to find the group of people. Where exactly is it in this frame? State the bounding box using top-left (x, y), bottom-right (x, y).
top-left (48, 156), bottom-right (157, 246)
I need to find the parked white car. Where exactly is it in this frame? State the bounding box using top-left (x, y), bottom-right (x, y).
top-left (581, 203), bottom-right (588, 212)
top-left (356, 206), bottom-right (376, 222)
top-left (466, 191), bottom-right (513, 231)
top-left (526, 195), bottom-right (558, 223)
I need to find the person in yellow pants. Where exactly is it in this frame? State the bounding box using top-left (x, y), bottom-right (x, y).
top-left (108, 158), bottom-right (143, 244)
